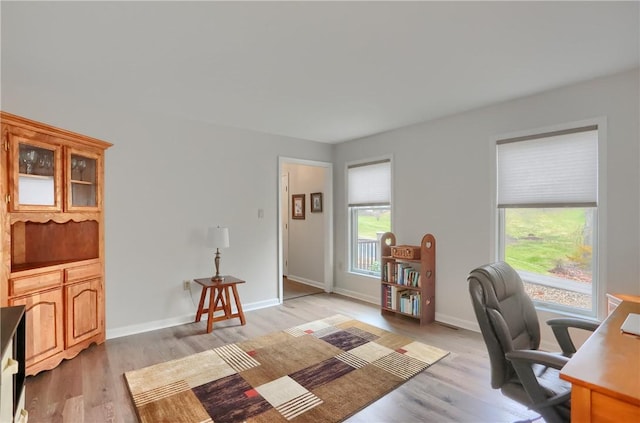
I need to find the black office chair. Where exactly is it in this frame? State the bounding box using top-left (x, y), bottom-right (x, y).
top-left (468, 261), bottom-right (599, 423)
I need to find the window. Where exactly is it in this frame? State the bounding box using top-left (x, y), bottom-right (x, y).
top-left (348, 159), bottom-right (391, 276)
top-left (496, 126), bottom-right (599, 316)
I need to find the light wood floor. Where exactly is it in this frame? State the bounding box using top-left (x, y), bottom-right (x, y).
top-left (283, 276), bottom-right (324, 300)
top-left (25, 293), bottom-right (538, 422)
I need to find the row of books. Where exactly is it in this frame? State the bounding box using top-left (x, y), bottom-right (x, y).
top-left (382, 262), bottom-right (421, 286)
top-left (382, 286), bottom-right (421, 317)
top-left (398, 291), bottom-right (421, 316)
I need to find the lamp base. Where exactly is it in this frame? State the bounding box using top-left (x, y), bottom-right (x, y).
top-left (212, 249), bottom-right (224, 281)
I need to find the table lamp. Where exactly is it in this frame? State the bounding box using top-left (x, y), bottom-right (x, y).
top-left (207, 226), bottom-right (230, 281)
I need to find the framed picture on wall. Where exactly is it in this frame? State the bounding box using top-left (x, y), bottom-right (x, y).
top-left (311, 192), bottom-right (323, 213)
top-left (292, 194), bottom-right (305, 219)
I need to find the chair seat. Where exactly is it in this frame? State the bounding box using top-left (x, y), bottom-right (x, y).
top-left (533, 363), bottom-right (571, 396)
top-left (501, 364), bottom-right (571, 408)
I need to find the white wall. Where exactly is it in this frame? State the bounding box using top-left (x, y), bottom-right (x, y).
top-left (3, 64), bottom-right (637, 347)
top-left (283, 163), bottom-right (327, 288)
top-left (2, 82), bottom-right (333, 337)
top-left (334, 68), bottom-right (640, 347)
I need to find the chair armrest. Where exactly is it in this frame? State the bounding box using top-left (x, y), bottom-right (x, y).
top-left (506, 350), bottom-right (571, 421)
top-left (547, 317), bottom-right (599, 332)
top-left (546, 317), bottom-right (600, 356)
top-left (506, 349), bottom-right (569, 371)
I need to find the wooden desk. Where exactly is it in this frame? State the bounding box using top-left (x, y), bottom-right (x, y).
top-left (560, 301), bottom-right (640, 423)
top-left (607, 293), bottom-right (640, 315)
top-left (193, 276), bottom-right (246, 333)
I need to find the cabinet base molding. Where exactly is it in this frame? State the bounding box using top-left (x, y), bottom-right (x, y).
top-left (27, 335), bottom-right (105, 377)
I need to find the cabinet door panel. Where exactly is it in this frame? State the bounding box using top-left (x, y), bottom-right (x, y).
top-left (66, 148), bottom-right (102, 211)
top-left (9, 289), bottom-right (64, 367)
top-left (9, 135), bottom-right (63, 212)
top-left (65, 278), bottom-right (103, 347)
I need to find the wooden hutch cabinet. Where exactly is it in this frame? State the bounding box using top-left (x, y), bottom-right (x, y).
top-left (1, 112), bottom-right (112, 376)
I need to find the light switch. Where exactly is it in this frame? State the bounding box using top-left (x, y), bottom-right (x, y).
top-left (258, 208), bottom-right (264, 218)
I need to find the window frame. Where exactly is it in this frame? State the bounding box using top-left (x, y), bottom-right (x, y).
top-left (346, 156), bottom-right (393, 278)
top-left (492, 119), bottom-right (607, 319)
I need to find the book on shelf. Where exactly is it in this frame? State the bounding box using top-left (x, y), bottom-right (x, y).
top-left (398, 291), bottom-right (421, 316)
top-left (385, 261), bottom-right (397, 283)
top-left (382, 285), bottom-right (404, 310)
top-left (383, 261), bottom-right (421, 287)
top-left (391, 286), bottom-right (407, 311)
top-left (382, 285), bottom-right (392, 309)
top-left (394, 263), bottom-right (421, 287)
top-left (396, 263), bottom-right (410, 285)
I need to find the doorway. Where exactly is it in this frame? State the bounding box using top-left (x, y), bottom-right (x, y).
top-left (278, 157), bottom-right (333, 302)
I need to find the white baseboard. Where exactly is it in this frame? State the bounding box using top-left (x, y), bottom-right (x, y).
top-left (286, 275), bottom-right (325, 291)
top-left (434, 312), bottom-right (559, 351)
top-left (247, 298), bottom-right (281, 311)
top-left (331, 287), bottom-right (378, 305)
top-left (434, 312), bottom-right (479, 332)
top-left (106, 314), bottom-right (194, 340)
top-left (106, 297), bottom-right (281, 340)
top-left (106, 295), bottom-right (562, 352)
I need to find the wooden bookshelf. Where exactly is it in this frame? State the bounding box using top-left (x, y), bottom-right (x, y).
top-left (380, 232), bottom-right (436, 325)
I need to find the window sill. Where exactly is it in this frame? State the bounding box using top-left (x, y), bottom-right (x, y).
top-left (533, 303), bottom-right (600, 323)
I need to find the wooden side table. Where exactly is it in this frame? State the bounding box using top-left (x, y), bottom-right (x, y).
top-left (194, 276), bottom-right (246, 333)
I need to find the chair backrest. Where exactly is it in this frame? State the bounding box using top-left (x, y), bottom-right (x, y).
top-left (468, 261), bottom-right (541, 389)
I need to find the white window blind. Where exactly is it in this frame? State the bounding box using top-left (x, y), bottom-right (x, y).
top-left (497, 127), bottom-right (598, 208)
top-left (348, 159), bottom-right (391, 206)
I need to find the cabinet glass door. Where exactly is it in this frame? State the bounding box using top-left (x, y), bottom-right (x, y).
top-left (68, 151), bottom-right (99, 209)
top-left (10, 137), bottom-right (62, 211)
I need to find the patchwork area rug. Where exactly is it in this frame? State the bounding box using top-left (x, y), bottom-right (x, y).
top-left (124, 314), bottom-right (449, 423)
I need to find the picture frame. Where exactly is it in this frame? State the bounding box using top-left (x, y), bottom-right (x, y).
top-left (292, 194), bottom-right (305, 219)
top-left (310, 192), bottom-right (323, 213)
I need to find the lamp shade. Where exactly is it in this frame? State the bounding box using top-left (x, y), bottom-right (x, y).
top-left (207, 226), bottom-right (230, 249)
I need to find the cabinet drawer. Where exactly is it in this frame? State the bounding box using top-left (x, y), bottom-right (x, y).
top-left (65, 262), bottom-right (102, 282)
top-left (10, 270), bottom-right (62, 296)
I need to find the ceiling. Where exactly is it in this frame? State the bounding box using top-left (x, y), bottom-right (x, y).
top-left (1, 1), bottom-right (638, 144)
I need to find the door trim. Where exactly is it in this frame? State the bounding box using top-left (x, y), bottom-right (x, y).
top-left (277, 157), bottom-right (333, 303)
